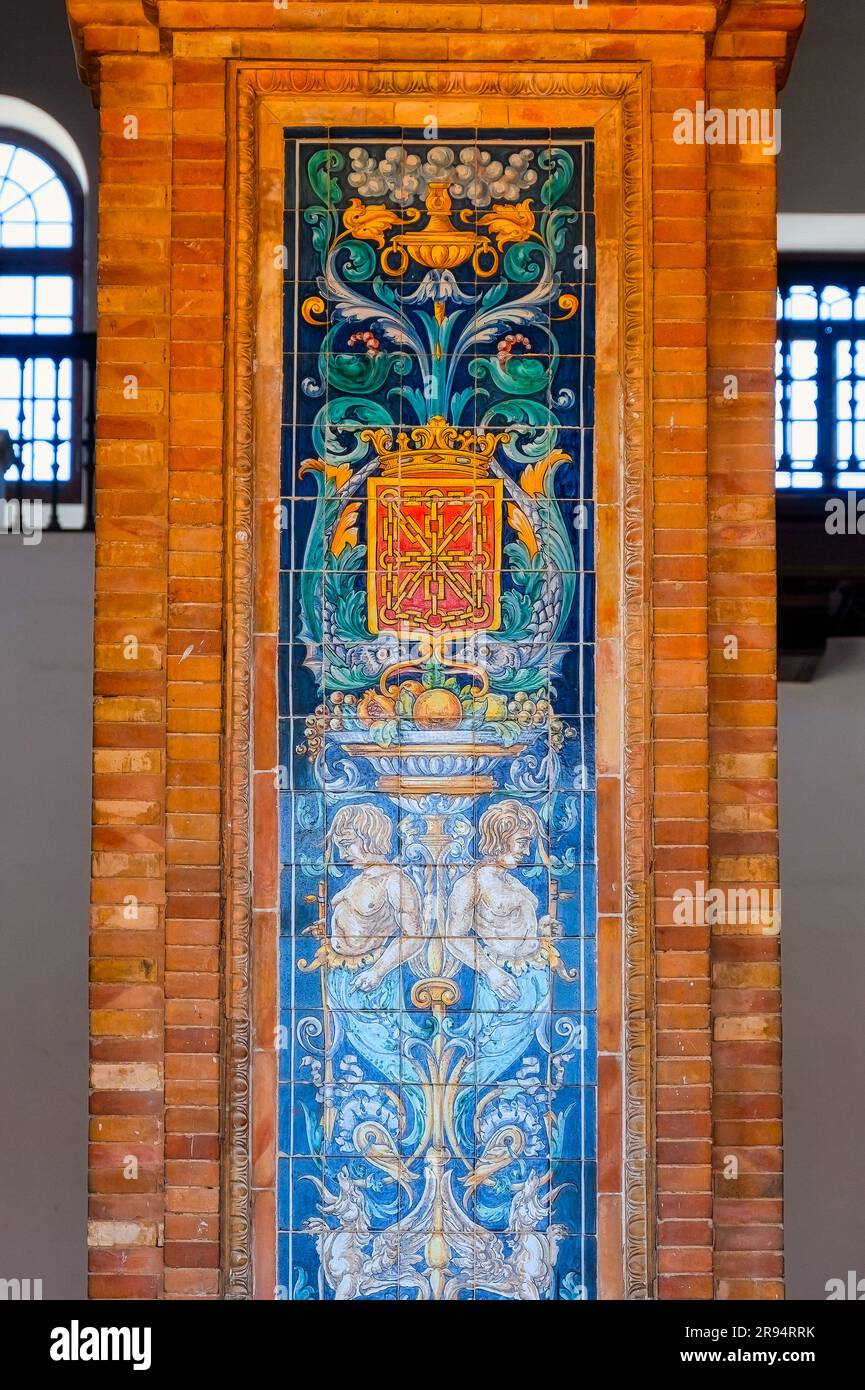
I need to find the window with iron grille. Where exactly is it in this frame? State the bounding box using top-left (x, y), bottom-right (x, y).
top-left (0, 131), bottom-right (94, 528)
top-left (777, 262), bottom-right (865, 491)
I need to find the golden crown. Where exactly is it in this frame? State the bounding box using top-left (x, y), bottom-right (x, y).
top-left (360, 415), bottom-right (511, 476)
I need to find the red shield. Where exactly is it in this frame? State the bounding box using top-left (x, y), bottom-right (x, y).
top-left (367, 475), bottom-right (503, 638)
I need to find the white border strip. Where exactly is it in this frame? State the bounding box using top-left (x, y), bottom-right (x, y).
top-left (778, 214), bottom-right (865, 254)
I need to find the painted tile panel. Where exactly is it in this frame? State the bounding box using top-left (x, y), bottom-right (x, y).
top-left (277, 129), bottom-right (597, 1301)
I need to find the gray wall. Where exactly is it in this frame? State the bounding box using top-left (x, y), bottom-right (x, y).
top-left (777, 0), bottom-right (865, 1297)
top-left (0, 2), bottom-right (97, 1300)
top-left (0, 536), bottom-right (93, 1300)
top-left (779, 641), bottom-right (865, 1300)
top-left (779, 0), bottom-right (865, 215)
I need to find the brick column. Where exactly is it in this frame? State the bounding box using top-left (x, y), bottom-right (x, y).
top-left (707, 36), bottom-right (786, 1301)
top-left (651, 44), bottom-right (714, 1301)
top-left (162, 53), bottom-right (227, 1300)
top-left (88, 52), bottom-right (173, 1299)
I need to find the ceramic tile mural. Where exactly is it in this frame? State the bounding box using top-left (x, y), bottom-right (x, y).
top-left (277, 128), bottom-right (597, 1300)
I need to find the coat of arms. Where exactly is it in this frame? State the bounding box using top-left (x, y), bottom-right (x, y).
top-left (365, 418), bottom-right (504, 638)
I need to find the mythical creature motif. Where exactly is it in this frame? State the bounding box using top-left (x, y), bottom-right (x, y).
top-left (445, 1169), bottom-right (569, 1301)
top-left (306, 1161), bottom-right (567, 1302)
top-left (305, 1167), bottom-right (431, 1301)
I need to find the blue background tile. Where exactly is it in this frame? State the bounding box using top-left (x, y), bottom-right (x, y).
top-left (276, 127), bottom-right (599, 1300)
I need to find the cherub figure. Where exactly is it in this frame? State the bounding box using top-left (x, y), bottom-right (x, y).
top-left (445, 800), bottom-right (558, 1003)
top-left (328, 803), bottom-right (424, 993)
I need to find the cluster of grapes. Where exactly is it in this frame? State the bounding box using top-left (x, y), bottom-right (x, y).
top-left (505, 691), bottom-right (575, 751)
top-left (297, 705), bottom-right (327, 760)
top-left (297, 693), bottom-right (362, 758)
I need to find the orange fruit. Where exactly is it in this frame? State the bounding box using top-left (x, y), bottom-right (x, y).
top-left (412, 687), bottom-right (463, 730)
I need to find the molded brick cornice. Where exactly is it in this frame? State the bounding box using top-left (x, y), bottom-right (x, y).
top-left (714, 0), bottom-right (807, 82)
top-left (67, 0), bottom-right (806, 95)
top-left (66, 2), bottom-right (160, 91)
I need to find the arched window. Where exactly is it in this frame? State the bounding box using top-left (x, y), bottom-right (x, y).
top-left (0, 131), bottom-right (93, 526)
top-left (0, 139), bottom-right (78, 253)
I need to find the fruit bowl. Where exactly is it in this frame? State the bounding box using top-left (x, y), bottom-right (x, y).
top-left (329, 725), bottom-right (543, 795)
